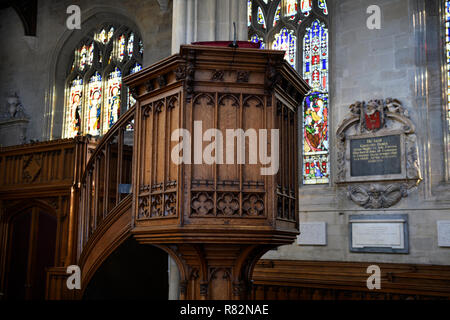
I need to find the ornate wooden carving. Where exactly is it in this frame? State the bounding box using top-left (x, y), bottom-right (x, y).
top-left (127, 44), bottom-right (310, 299)
top-left (211, 69), bottom-right (224, 81)
top-left (236, 70), bottom-right (250, 83)
top-left (0, 137), bottom-right (91, 300)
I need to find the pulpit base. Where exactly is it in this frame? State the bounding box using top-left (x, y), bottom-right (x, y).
top-left (155, 243), bottom-right (276, 300)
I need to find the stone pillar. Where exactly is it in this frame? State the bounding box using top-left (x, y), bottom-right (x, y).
top-left (171, 0), bottom-right (247, 54)
top-left (168, 256), bottom-right (180, 300)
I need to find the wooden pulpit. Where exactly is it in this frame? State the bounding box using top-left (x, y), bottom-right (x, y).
top-left (124, 43), bottom-right (309, 299)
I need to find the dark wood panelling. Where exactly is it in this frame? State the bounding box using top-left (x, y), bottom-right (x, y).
top-left (252, 260), bottom-right (450, 300)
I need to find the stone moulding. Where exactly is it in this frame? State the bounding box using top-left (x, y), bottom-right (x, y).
top-left (336, 98), bottom-right (422, 209)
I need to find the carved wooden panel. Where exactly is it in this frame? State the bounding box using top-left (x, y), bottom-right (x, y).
top-left (136, 93), bottom-right (181, 221)
top-left (275, 100), bottom-right (297, 222)
top-left (0, 140), bottom-right (78, 189)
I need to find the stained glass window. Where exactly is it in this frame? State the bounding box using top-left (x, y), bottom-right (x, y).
top-left (303, 93), bottom-right (329, 184)
top-left (128, 33), bottom-right (134, 58)
top-left (303, 20), bottom-right (328, 91)
top-left (88, 43), bottom-right (94, 66)
top-left (302, 20), bottom-right (329, 184)
top-left (248, 0), bottom-right (252, 27)
top-left (105, 68), bottom-right (122, 131)
top-left (250, 34), bottom-right (265, 49)
top-left (86, 72), bottom-right (102, 136)
top-left (139, 40), bottom-right (144, 55)
top-left (63, 24), bottom-right (143, 138)
top-left (446, 0), bottom-right (450, 131)
top-left (272, 27), bottom-right (297, 69)
top-left (318, 0), bottom-right (328, 15)
top-left (301, 0), bottom-right (312, 16)
top-left (248, 0), bottom-right (330, 185)
top-left (284, 0), bottom-right (298, 18)
top-left (64, 76), bottom-right (83, 137)
top-left (79, 45), bottom-right (88, 71)
top-left (118, 34), bottom-right (126, 62)
top-left (128, 63), bottom-right (142, 109)
top-left (96, 27), bottom-right (115, 44)
top-left (273, 4), bottom-right (281, 26)
top-left (130, 62), bottom-right (142, 75)
top-left (257, 6), bottom-right (266, 29)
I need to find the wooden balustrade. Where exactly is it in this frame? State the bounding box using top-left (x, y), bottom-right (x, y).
top-left (77, 105), bottom-right (135, 257)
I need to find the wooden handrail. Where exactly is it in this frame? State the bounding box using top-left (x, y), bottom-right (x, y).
top-left (78, 104), bottom-right (136, 252)
top-left (80, 104), bottom-right (136, 184)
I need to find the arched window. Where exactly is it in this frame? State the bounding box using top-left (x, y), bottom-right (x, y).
top-left (248, 0), bottom-right (329, 185)
top-left (63, 24), bottom-right (143, 138)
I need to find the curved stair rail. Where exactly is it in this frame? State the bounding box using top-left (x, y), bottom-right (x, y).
top-left (76, 105), bottom-right (135, 260)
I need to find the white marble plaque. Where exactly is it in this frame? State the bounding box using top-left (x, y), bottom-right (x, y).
top-left (351, 221), bottom-right (404, 249)
top-left (437, 221), bottom-right (450, 247)
top-left (297, 222), bottom-right (327, 246)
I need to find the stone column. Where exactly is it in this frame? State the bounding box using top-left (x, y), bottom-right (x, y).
top-left (171, 0), bottom-right (247, 54)
top-left (168, 256), bottom-right (180, 300)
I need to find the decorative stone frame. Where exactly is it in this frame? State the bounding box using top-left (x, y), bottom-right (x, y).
top-left (336, 99), bottom-right (422, 209)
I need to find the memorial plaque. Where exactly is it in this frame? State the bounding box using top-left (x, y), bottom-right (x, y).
top-left (349, 214), bottom-right (409, 253)
top-left (437, 221), bottom-right (450, 247)
top-left (297, 222), bottom-right (327, 246)
top-left (350, 135), bottom-right (401, 177)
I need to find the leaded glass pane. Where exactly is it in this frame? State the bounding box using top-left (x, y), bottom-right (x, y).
top-left (303, 93), bottom-right (329, 184)
top-left (130, 62), bottom-right (142, 75)
top-left (79, 45), bottom-right (88, 71)
top-left (250, 34), bottom-right (265, 49)
top-left (128, 63), bottom-right (142, 110)
top-left (118, 34), bottom-right (126, 62)
top-left (65, 76), bottom-right (83, 138)
top-left (128, 33), bottom-right (134, 58)
top-left (318, 0), bottom-right (328, 15)
top-left (86, 72), bottom-right (102, 136)
top-left (446, 0), bottom-right (450, 129)
top-left (248, 0), bottom-right (252, 27)
top-left (88, 43), bottom-right (94, 66)
top-left (300, 0), bottom-right (312, 16)
top-left (273, 4), bottom-right (281, 26)
top-left (303, 20), bottom-right (328, 92)
top-left (272, 27), bottom-right (297, 69)
top-left (257, 6), bottom-right (266, 29)
top-left (105, 68), bottom-right (122, 132)
top-left (139, 39), bottom-right (144, 55)
top-left (284, 0), bottom-right (298, 18)
top-left (96, 27), bottom-right (114, 44)
top-left (302, 20), bottom-right (329, 184)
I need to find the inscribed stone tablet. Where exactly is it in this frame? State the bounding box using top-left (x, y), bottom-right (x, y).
top-left (350, 135), bottom-right (401, 177)
top-left (352, 222), bottom-right (404, 249)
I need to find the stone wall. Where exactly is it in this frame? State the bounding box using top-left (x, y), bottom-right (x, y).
top-left (264, 0), bottom-right (450, 265)
top-left (0, 0), bottom-right (172, 145)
